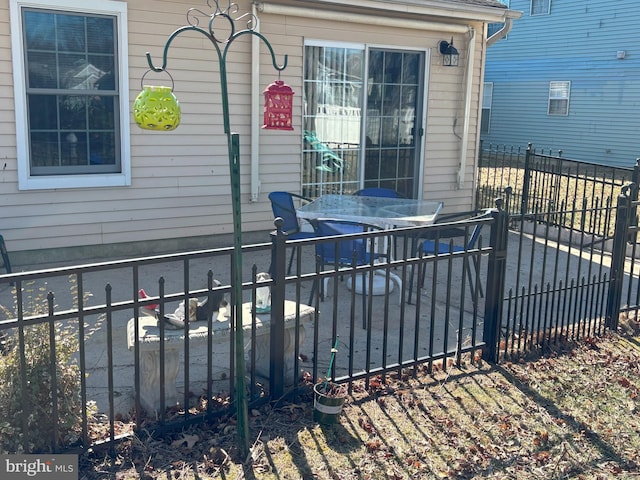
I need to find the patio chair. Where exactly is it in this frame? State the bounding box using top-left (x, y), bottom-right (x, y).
top-left (408, 209), bottom-right (493, 305)
top-left (309, 218), bottom-right (401, 328)
top-left (268, 191), bottom-right (318, 275)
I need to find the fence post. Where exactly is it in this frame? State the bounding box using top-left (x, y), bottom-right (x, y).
top-left (630, 159), bottom-right (640, 232)
top-left (475, 141), bottom-right (484, 209)
top-left (605, 185), bottom-right (633, 330)
top-left (632, 159), bottom-right (640, 197)
top-left (269, 218), bottom-right (287, 398)
top-left (520, 143), bottom-right (533, 216)
top-left (503, 186), bottom-right (513, 217)
top-left (482, 198), bottom-right (509, 363)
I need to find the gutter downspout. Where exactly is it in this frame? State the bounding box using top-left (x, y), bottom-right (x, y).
top-left (457, 27), bottom-right (476, 188)
top-left (487, 16), bottom-right (514, 47)
top-left (250, 3), bottom-right (260, 202)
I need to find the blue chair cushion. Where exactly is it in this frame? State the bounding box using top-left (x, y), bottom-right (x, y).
top-left (287, 231), bottom-right (317, 241)
top-left (421, 239), bottom-right (466, 255)
top-left (314, 220), bottom-right (379, 266)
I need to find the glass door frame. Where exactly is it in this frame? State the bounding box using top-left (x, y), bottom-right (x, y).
top-left (302, 40), bottom-right (430, 199)
top-left (361, 45), bottom-right (428, 199)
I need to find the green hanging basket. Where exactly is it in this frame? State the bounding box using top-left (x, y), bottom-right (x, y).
top-left (133, 85), bottom-right (181, 131)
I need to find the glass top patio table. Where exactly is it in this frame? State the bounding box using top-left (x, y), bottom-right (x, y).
top-left (296, 194), bottom-right (443, 228)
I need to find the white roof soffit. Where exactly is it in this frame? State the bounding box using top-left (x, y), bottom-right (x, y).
top-left (255, 0), bottom-right (512, 25)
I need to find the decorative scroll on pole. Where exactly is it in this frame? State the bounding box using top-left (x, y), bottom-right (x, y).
top-left (135, 0), bottom-right (292, 455)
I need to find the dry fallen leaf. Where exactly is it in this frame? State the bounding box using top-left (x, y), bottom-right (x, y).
top-left (171, 433), bottom-right (199, 449)
top-left (359, 417), bottom-right (377, 434)
top-left (365, 439), bottom-right (382, 451)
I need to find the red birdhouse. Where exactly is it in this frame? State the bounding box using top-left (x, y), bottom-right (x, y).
top-left (263, 80), bottom-right (294, 130)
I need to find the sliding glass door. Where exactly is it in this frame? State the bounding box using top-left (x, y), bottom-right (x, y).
top-left (303, 43), bottom-right (425, 198)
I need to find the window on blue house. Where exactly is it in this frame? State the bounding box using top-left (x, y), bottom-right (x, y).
top-left (548, 81), bottom-right (570, 116)
top-left (531, 0), bottom-right (551, 16)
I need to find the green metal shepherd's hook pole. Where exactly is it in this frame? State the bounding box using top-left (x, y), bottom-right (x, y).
top-left (139, 2), bottom-right (288, 456)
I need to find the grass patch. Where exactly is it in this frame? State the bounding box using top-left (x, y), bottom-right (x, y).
top-left (81, 331), bottom-right (640, 479)
top-left (476, 164), bottom-right (630, 240)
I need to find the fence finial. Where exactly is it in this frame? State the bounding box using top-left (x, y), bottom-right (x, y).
top-left (273, 217), bottom-right (285, 234)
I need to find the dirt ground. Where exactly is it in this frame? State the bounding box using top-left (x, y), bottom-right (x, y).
top-left (80, 317), bottom-right (640, 480)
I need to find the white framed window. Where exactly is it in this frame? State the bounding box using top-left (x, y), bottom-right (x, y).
top-left (531, 0), bottom-right (551, 16)
top-left (10, 0), bottom-right (130, 190)
top-left (548, 81), bottom-right (570, 116)
top-left (481, 83), bottom-right (493, 134)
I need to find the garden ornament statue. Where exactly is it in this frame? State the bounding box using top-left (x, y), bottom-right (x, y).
top-left (135, 0), bottom-right (293, 456)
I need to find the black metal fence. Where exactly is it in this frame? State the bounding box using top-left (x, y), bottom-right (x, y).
top-left (477, 142), bottom-right (639, 238)
top-left (3, 158), bottom-right (640, 453)
top-left (0, 246), bottom-right (277, 454)
top-left (0, 213), bottom-right (495, 454)
top-left (477, 143), bottom-right (640, 360)
top-left (497, 201), bottom-right (614, 360)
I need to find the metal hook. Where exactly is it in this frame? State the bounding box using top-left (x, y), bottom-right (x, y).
top-left (140, 69), bottom-right (175, 91)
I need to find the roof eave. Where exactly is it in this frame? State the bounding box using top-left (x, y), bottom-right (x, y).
top-left (259, 0), bottom-right (518, 24)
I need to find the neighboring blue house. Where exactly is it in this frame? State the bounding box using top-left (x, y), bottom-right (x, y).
top-left (481, 0), bottom-right (640, 167)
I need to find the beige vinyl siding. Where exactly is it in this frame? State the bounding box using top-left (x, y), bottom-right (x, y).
top-left (425, 31), bottom-right (483, 212)
top-left (0, 4), bottom-right (16, 188)
top-left (127, 0), bottom-right (270, 247)
top-left (0, 0), bottom-right (489, 256)
top-left (0, 0), bottom-right (252, 253)
top-left (254, 11), bottom-right (304, 197)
